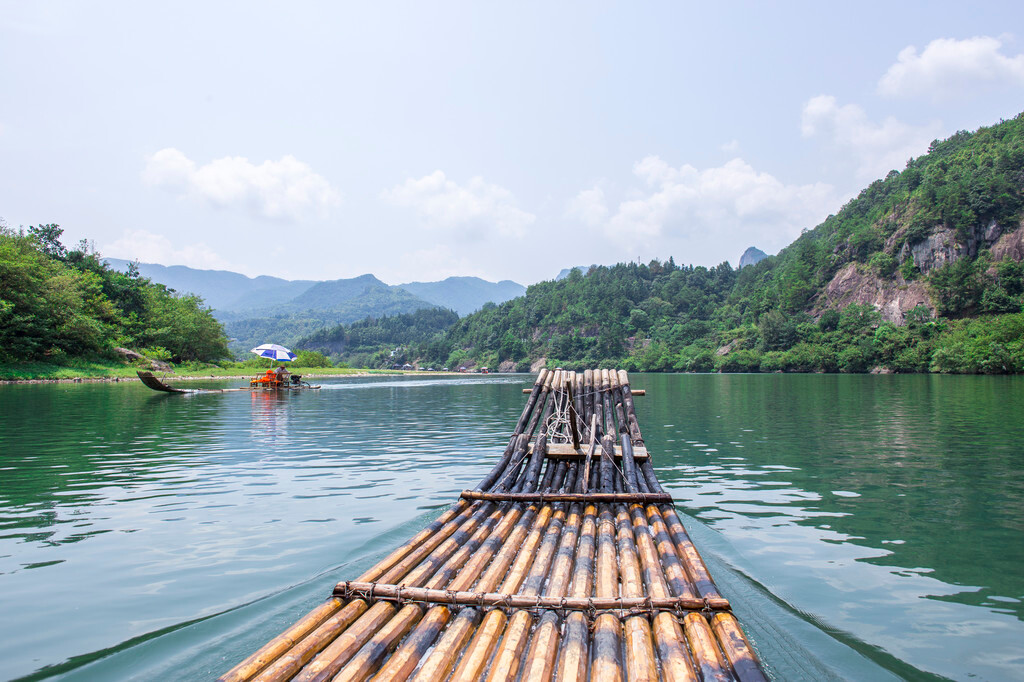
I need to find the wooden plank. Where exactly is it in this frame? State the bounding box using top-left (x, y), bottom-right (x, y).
top-left (531, 443), bottom-right (649, 460)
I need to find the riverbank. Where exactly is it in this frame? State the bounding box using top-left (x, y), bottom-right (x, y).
top-left (0, 361), bottom-right (445, 383)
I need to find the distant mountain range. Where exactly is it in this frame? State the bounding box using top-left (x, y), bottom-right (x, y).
top-left (103, 259), bottom-right (526, 355)
top-left (104, 259), bottom-right (525, 316)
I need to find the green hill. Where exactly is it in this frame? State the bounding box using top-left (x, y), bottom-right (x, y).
top-left (295, 307), bottom-right (460, 368)
top-left (2, 225), bottom-right (229, 364)
top-left (414, 113), bottom-right (1024, 374)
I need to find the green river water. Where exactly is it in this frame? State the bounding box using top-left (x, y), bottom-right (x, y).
top-left (0, 374), bottom-right (1022, 681)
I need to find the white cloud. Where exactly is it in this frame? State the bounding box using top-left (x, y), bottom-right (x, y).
top-left (571, 156), bottom-right (839, 261)
top-left (720, 139), bottom-right (740, 153)
top-left (567, 187), bottom-right (609, 227)
top-left (382, 170), bottom-right (535, 240)
top-left (143, 148), bottom-right (340, 222)
top-left (801, 95), bottom-right (942, 180)
top-left (101, 229), bottom-right (236, 271)
top-left (878, 36), bottom-right (1024, 101)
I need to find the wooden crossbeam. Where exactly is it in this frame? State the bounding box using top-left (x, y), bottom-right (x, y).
top-left (333, 581), bottom-right (730, 613)
top-left (460, 490), bottom-right (673, 504)
top-left (522, 388), bottom-right (645, 395)
top-left (529, 442), bottom-right (649, 460)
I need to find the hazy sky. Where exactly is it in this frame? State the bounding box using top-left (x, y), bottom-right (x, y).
top-left (2, 2), bottom-right (1023, 284)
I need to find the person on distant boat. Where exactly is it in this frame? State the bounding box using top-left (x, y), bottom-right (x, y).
top-left (275, 365), bottom-right (289, 382)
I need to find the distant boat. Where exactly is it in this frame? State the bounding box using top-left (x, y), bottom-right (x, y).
top-left (137, 371), bottom-right (320, 394)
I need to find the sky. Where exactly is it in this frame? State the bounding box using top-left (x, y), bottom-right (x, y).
top-left (2, 2), bottom-right (1023, 285)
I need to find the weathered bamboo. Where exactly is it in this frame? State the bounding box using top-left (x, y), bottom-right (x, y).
top-left (459, 490), bottom-right (673, 503)
top-left (711, 613), bottom-right (769, 682)
top-left (331, 504), bottom-right (508, 681)
top-left (592, 504), bottom-right (623, 682)
top-left (682, 613), bottom-right (734, 682)
top-left (222, 369), bottom-right (768, 682)
top-left (448, 503), bottom-right (557, 681)
top-left (522, 388), bottom-right (646, 395)
top-left (661, 505), bottom-right (722, 600)
top-left (614, 505), bottom-right (659, 681)
top-left (292, 502), bottom-right (499, 681)
top-left (555, 501), bottom-right (597, 682)
top-left (219, 500), bottom-right (472, 682)
top-left (484, 504), bottom-right (567, 682)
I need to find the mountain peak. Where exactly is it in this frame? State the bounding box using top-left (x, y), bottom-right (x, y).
top-left (739, 247), bottom-right (768, 268)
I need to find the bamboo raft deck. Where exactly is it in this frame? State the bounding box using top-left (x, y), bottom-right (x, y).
top-left (220, 369), bottom-right (767, 682)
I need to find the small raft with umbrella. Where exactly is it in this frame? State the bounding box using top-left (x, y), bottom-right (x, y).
top-left (219, 369), bottom-right (767, 681)
top-left (137, 344), bottom-right (320, 393)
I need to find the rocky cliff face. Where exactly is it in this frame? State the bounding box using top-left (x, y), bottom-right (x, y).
top-left (818, 264), bottom-right (933, 325)
top-left (820, 218), bottom-right (1023, 325)
top-left (739, 246), bottom-right (768, 268)
top-left (895, 220), bottom-right (1005, 275)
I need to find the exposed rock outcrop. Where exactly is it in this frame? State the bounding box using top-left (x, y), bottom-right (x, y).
top-left (893, 219), bottom-right (1019, 275)
top-left (738, 247), bottom-right (768, 268)
top-left (818, 264), bottom-right (933, 325)
top-left (990, 223), bottom-right (1024, 262)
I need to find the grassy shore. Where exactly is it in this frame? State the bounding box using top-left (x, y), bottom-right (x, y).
top-left (0, 360), bottom-right (406, 382)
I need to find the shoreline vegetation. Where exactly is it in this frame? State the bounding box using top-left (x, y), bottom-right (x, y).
top-left (0, 363), bottom-right (463, 383)
top-left (4, 116), bottom-right (1024, 378)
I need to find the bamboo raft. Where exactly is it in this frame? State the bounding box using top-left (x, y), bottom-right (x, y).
top-left (220, 369), bottom-right (767, 682)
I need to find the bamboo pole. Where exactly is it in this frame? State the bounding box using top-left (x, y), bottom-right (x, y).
top-left (660, 505), bottom-right (723, 600)
top-left (235, 502), bottom-right (482, 682)
top-left (711, 613), bottom-right (769, 682)
top-left (448, 503), bottom-right (557, 681)
top-left (404, 608), bottom-right (479, 682)
top-left (480, 370), bottom-right (548, 491)
top-left (643, 504), bottom-right (698, 600)
top-left (617, 370), bottom-right (644, 445)
top-left (409, 502), bottom-right (540, 682)
top-left (224, 366), bottom-right (768, 682)
top-left (292, 502), bottom-right (498, 681)
top-left (555, 501), bottom-right (596, 682)
top-left (219, 499), bottom-right (472, 682)
top-left (332, 504), bottom-right (507, 681)
top-left (614, 505), bottom-right (659, 681)
top-left (592, 503), bottom-right (623, 682)
top-left (627, 503), bottom-right (700, 681)
top-left (483, 505), bottom-right (567, 682)
top-left (517, 500), bottom-right (582, 682)
top-left (682, 613), bottom-right (734, 682)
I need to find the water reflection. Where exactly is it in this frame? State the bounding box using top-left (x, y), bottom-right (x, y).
top-left (1, 374), bottom-right (1022, 681)
top-left (639, 373), bottom-right (1024, 680)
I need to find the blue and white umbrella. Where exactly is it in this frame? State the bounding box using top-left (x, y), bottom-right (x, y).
top-left (250, 343), bottom-right (297, 362)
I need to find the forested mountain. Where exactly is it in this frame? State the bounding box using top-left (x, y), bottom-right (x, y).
top-left (2, 225), bottom-right (228, 363)
top-left (102, 261), bottom-right (525, 355)
top-left (396, 277), bottom-right (525, 315)
top-left (219, 288), bottom-right (440, 357)
top-left (105, 260), bottom-right (525, 316)
top-left (295, 308), bottom-right (460, 368)
top-left (104, 258), bottom-right (314, 312)
top-left (409, 113), bottom-right (1024, 374)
